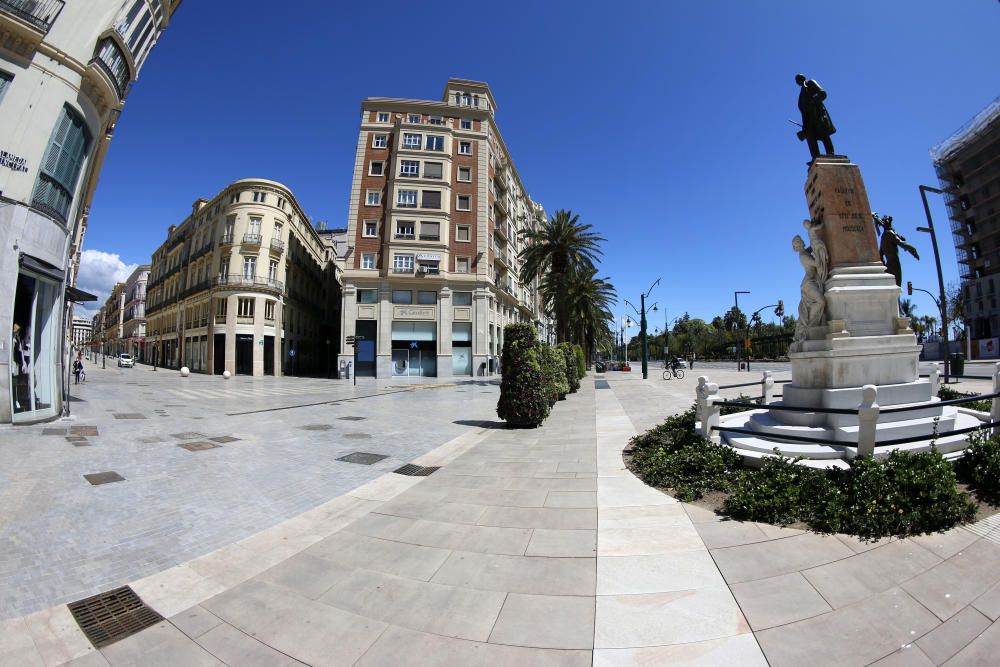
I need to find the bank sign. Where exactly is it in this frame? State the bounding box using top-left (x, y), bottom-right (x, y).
top-left (0, 150), bottom-right (28, 173)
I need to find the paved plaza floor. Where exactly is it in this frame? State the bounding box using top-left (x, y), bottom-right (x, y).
top-left (2, 363), bottom-right (1000, 665)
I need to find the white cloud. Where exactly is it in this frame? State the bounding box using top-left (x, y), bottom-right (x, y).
top-left (75, 249), bottom-right (138, 317)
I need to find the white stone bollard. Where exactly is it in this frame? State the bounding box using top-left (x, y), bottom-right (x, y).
top-left (929, 363), bottom-right (941, 399)
top-left (179, 366), bottom-right (190, 377)
top-left (856, 384), bottom-right (879, 458)
top-left (222, 370), bottom-right (231, 380)
top-left (992, 363), bottom-right (1000, 435)
top-left (696, 376), bottom-right (721, 443)
top-left (761, 370), bottom-right (774, 405)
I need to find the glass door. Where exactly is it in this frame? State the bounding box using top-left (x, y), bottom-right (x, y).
top-left (11, 272), bottom-right (59, 422)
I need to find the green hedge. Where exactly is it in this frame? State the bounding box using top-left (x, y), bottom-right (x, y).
top-left (496, 324), bottom-right (550, 427)
top-left (541, 344), bottom-right (569, 403)
top-left (574, 344), bottom-right (586, 378)
top-left (956, 431), bottom-right (1000, 504)
top-left (558, 342), bottom-right (580, 393)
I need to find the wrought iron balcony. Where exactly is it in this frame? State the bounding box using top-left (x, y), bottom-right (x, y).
top-left (242, 233), bottom-right (262, 246)
top-left (214, 273), bottom-right (284, 293)
top-left (269, 237), bottom-right (285, 253)
top-left (219, 233), bottom-right (234, 245)
top-left (0, 0), bottom-right (63, 33)
top-left (92, 37), bottom-right (129, 100)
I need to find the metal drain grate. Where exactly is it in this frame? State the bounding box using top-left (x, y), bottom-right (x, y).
top-left (394, 464), bottom-right (441, 477)
top-left (68, 586), bottom-right (163, 648)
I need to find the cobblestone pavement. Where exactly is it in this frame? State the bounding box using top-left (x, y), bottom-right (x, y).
top-left (0, 364), bottom-right (500, 619)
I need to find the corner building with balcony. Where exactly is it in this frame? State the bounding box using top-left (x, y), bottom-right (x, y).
top-left (340, 79), bottom-right (552, 378)
top-left (145, 179), bottom-right (340, 377)
top-left (0, 0), bottom-right (180, 423)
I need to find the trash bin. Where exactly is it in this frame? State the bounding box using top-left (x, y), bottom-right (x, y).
top-left (950, 353), bottom-right (965, 377)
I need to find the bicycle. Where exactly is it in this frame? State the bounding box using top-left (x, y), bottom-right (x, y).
top-left (662, 367), bottom-right (684, 380)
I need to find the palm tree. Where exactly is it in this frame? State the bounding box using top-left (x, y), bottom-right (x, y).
top-left (558, 266), bottom-right (616, 367)
top-left (520, 210), bottom-right (606, 342)
top-left (899, 298), bottom-right (917, 319)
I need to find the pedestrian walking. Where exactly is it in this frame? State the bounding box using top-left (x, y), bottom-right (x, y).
top-left (73, 356), bottom-right (84, 384)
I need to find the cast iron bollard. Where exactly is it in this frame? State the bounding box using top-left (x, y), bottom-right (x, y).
top-left (856, 384), bottom-right (879, 458)
top-left (696, 376), bottom-right (721, 443)
top-left (761, 370), bottom-right (774, 405)
top-left (992, 363), bottom-right (1000, 436)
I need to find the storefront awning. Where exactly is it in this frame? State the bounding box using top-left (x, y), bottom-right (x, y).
top-left (19, 253), bottom-right (64, 282)
top-left (66, 285), bottom-right (97, 303)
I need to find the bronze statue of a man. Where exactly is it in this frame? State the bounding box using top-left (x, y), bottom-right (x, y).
top-left (874, 213), bottom-right (920, 287)
top-left (796, 74), bottom-right (837, 159)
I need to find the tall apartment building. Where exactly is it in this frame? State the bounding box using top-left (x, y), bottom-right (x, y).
top-left (123, 263), bottom-right (149, 360)
top-left (0, 0), bottom-right (180, 422)
top-left (339, 79), bottom-right (553, 378)
top-left (101, 282), bottom-right (125, 356)
top-left (932, 97), bottom-right (1000, 348)
top-left (70, 316), bottom-right (91, 351)
top-left (144, 179), bottom-right (340, 376)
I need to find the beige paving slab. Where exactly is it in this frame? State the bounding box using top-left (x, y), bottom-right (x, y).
top-left (802, 538), bottom-right (942, 609)
top-left (130, 563), bottom-right (227, 619)
top-left (729, 572), bottom-right (833, 631)
top-left (598, 503), bottom-right (693, 529)
top-left (598, 520), bottom-right (705, 557)
top-left (942, 619), bottom-right (1000, 666)
top-left (682, 503), bottom-right (722, 524)
top-left (21, 605), bottom-right (94, 667)
top-left (60, 651), bottom-right (112, 667)
top-left (754, 587), bottom-right (940, 667)
top-left (195, 621), bottom-right (304, 666)
top-left (504, 476), bottom-right (597, 492)
top-left (544, 491), bottom-right (597, 508)
top-left (303, 531), bottom-right (451, 581)
top-left (524, 529), bottom-right (597, 557)
top-left (834, 533), bottom-right (896, 554)
top-left (319, 568), bottom-right (506, 642)
top-left (440, 487), bottom-right (550, 508)
top-left (597, 476), bottom-right (677, 508)
top-left (915, 605), bottom-right (992, 665)
top-left (692, 519), bottom-right (770, 549)
top-left (710, 532), bottom-right (855, 584)
top-left (255, 553), bottom-right (356, 600)
top-left (354, 624), bottom-right (592, 667)
top-left (594, 586), bottom-right (750, 649)
top-left (597, 551), bottom-right (724, 595)
top-left (477, 506), bottom-right (596, 530)
top-left (870, 645), bottom-right (936, 666)
top-left (99, 621), bottom-right (223, 667)
top-left (201, 579), bottom-right (387, 667)
top-left (0, 617), bottom-right (44, 667)
top-left (909, 528), bottom-right (980, 559)
top-left (349, 513), bottom-right (535, 556)
top-left (901, 538), bottom-right (1000, 621)
top-left (972, 579), bottom-right (1000, 620)
top-left (374, 497), bottom-right (488, 524)
top-left (593, 633), bottom-right (768, 667)
top-left (431, 551), bottom-right (595, 596)
top-left (488, 593), bottom-right (595, 650)
top-left (169, 605), bottom-right (223, 640)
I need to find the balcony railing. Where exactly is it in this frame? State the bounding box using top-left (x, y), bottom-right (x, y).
top-left (92, 37), bottom-right (129, 100)
top-left (220, 233), bottom-right (234, 245)
top-left (395, 233), bottom-right (415, 240)
top-left (214, 273), bottom-right (284, 293)
top-left (418, 234), bottom-right (440, 241)
top-left (0, 0), bottom-right (63, 33)
top-left (242, 233), bottom-right (262, 246)
top-left (269, 237), bottom-right (285, 253)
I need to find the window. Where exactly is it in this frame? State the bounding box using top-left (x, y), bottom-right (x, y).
top-left (268, 259), bottom-right (278, 281)
top-left (407, 113), bottom-right (421, 123)
top-left (216, 298), bottom-right (227, 317)
top-left (457, 166), bottom-right (472, 182)
top-left (456, 225), bottom-right (471, 242)
top-left (243, 256), bottom-right (256, 278)
top-left (362, 253), bottom-right (376, 269)
top-left (423, 162), bottom-right (443, 179)
top-left (369, 160), bottom-right (385, 176)
top-left (264, 300), bottom-right (275, 320)
top-left (366, 189), bottom-right (382, 206)
top-left (399, 160), bottom-right (419, 177)
top-left (277, 197), bottom-right (286, 209)
top-left (396, 220), bottom-right (415, 239)
top-left (229, 192), bottom-right (240, 204)
top-left (393, 255), bottom-right (414, 274)
top-left (274, 222), bottom-right (283, 239)
top-left (426, 135), bottom-right (444, 151)
top-left (459, 141), bottom-right (472, 155)
top-left (219, 258), bottom-right (229, 277)
top-left (237, 297), bottom-right (255, 318)
top-left (403, 133), bottom-right (422, 149)
top-left (463, 93), bottom-right (471, 106)
top-left (460, 119), bottom-right (472, 130)
top-left (392, 289), bottom-right (413, 304)
top-left (252, 191), bottom-right (267, 203)
top-left (30, 105), bottom-right (92, 225)
top-left (418, 291), bottom-right (438, 304)
top-left (397, 190), bottom-right (417, 208)
top-left (454, 291), bottom-right (473, 306)
top-left (376, 111), bottom-right (390, 122)
top-left (420, 221), bottom-right (440, 241)
top-left (455, 257), bottom-right (470, 273)
top-left (358, 289), bottom-right (378, 304)
top-left (362, 220), bottom-right (378, 237)
top-left (372, 134), bottom-right (387, 148)
top-left (0, 71), bottom-right (11, 104)
top-left (248, 216), bottom-right (262, 236)
top-left (422, 191), bottom-right (441, 209)
top-left (429, 115), bottom-right (443, 126)
top-left (457, 195), bottom-right (471, 211)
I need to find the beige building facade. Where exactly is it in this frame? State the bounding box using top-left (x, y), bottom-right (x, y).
top-left (339, 79), bottom-right (553, 378)
top-left (0, 0), bottom-right (180, 422)
top-left (145, 178), bottom-right (340, 377)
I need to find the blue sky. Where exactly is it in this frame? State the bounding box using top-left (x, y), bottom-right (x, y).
top-left (83, 0), bottom-right (1000, 329)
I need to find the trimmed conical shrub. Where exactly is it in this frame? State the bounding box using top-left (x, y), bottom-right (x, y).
top-left (558, 342), bottom-right (580, 393)
top-left (497, 324), bottom-right (550, 427)
top-left (542, 344), bottom-right (570, 403)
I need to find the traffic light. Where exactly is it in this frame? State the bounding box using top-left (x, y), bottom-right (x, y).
top-left (775, 300), bottom-right (784, 318)
top-left (907, 281), bottom-right (913, 296)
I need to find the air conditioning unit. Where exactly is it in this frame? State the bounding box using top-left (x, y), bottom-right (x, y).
top-left (418, 266), bottom-right (429, 273)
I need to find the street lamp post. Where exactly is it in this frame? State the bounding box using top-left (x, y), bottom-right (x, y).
top-left (734, 290), bottom-right (750, 370)
top-left (918, 185), bottom-right (953, 382)
top-left (626, 279), bottom-right (661, 379)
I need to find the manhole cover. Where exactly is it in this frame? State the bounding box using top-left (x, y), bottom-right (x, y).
top-left (344, 433), bottom-right (371, 440)
top-left (66, 435), bottom-right (88, 443)
top-left (210, 436), bottom-right (240, 443)
top-left (113, 413), bottom-right (146, 420)
top-left (84, 472), bottom-right (125, 485)
top-left (42, 428), bottom-right (66, 436)
top-left (68, 586), bottom-right (163, 648)
top-left (178, 441), bottom-right (221, 452)
top-left (300, 424), bottom-right (333, 431)
top-left (595, 380), bottom-right (610, 389)
top-left (71, 426), bottom-right (99, 437)
top-left (394, 464), bottom-right (440, 477)
top-left (171, 432), bottom-right (206, 440)
top-left (139, 436), bottom-right (165, 444)
top-left (337, 452), bottom-right (388, 465)
top-left (338, 416), bottom-right (367, 421)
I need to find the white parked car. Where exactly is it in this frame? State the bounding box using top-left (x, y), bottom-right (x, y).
top-left (118, 353), bottom-right (134, 368)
